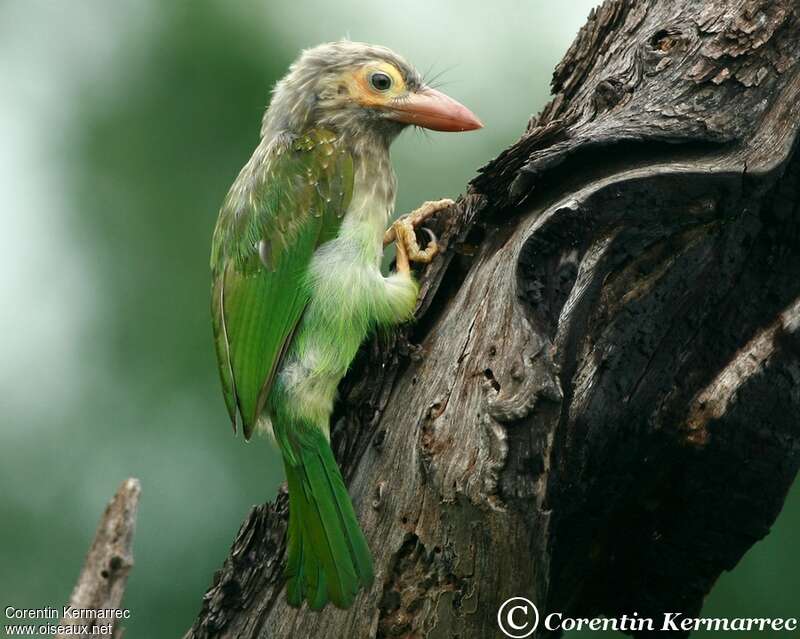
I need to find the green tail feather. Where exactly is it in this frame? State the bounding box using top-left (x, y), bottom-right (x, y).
top-left (283, 428), bottom-right (374, 609)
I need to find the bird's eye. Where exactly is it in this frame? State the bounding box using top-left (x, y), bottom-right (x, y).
top-left (370, 72), bottom-right (393, 92)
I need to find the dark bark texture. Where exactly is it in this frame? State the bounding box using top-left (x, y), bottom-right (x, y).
top-left (186, 1), bottom-right (800, 637)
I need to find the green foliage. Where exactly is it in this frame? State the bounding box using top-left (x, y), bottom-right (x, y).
top-left (68, 6), bottom-right (292, 636)
top-left (3, 3), bottom-right (292, 637)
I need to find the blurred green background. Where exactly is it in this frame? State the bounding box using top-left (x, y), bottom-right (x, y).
top-left (0, 1), bottom-right (796, 637)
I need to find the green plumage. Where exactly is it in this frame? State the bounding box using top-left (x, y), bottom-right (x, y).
top-left (209, 39), bottom-right (479, 611)
top-left (211, 128), bottom-right (374, 608)
top-left (283, 426), bottom-right (373, 609)
top-left (211, 129), bottom-right (353, 436)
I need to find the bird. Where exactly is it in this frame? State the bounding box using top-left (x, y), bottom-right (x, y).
top-left (210, 40), bottom-right (482, 610)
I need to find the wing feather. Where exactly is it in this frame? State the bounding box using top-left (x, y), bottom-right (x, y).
top-left (210, 129), bottom-right (353, 438)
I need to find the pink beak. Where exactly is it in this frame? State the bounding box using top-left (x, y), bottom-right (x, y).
top-left (388, 87), bottom-right (483, 132)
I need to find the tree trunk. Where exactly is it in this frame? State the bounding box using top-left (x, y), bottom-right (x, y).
top-left (186, 1), bottom-right (800, 637)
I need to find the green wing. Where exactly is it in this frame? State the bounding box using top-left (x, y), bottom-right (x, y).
top-left (211, 129), bottom-right (353, 438)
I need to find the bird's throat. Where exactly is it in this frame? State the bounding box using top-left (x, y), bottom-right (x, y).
top-left (340, 133), bottom-right (397, 261)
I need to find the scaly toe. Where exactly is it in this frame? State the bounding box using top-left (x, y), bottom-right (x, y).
top-left (409, 198), bottom-right (455, 227)
top-left (407, 227), bottom-right (439, 264)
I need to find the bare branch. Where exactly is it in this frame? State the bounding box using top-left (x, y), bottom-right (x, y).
top-left (56, 478), bottom-right (140, 639)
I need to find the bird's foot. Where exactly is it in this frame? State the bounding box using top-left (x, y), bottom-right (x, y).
top-left (389, 218), bottom-right (438, 265)
top-left (383, 198), bottom-right (454, 264)
top-left (404, 198), bottom-right (455, 231)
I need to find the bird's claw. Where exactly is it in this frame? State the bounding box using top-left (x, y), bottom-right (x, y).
top-left (418, 227), bottom-right (439, 263)
top-left (405, 198), bottom-right (455, 229)
top-left (390, 218), bottom-right (439, 264)
top-left (383, 198), bottom-right (454, 248)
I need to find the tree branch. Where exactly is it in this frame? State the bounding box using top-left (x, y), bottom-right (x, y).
top-left (57, 478), bottom-right (140, 639)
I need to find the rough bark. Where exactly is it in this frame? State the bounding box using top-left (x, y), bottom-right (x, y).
top-left (186, 1), bottom-right (800, 637)
top-left (57, 478), bottom-right (140, 639)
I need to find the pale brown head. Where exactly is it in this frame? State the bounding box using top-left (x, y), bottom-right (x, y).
top-left (262, 41), bottom-right (482, 143)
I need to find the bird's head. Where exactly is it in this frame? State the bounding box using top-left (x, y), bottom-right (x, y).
top-left (263, 41), bottom-right (482, 143)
